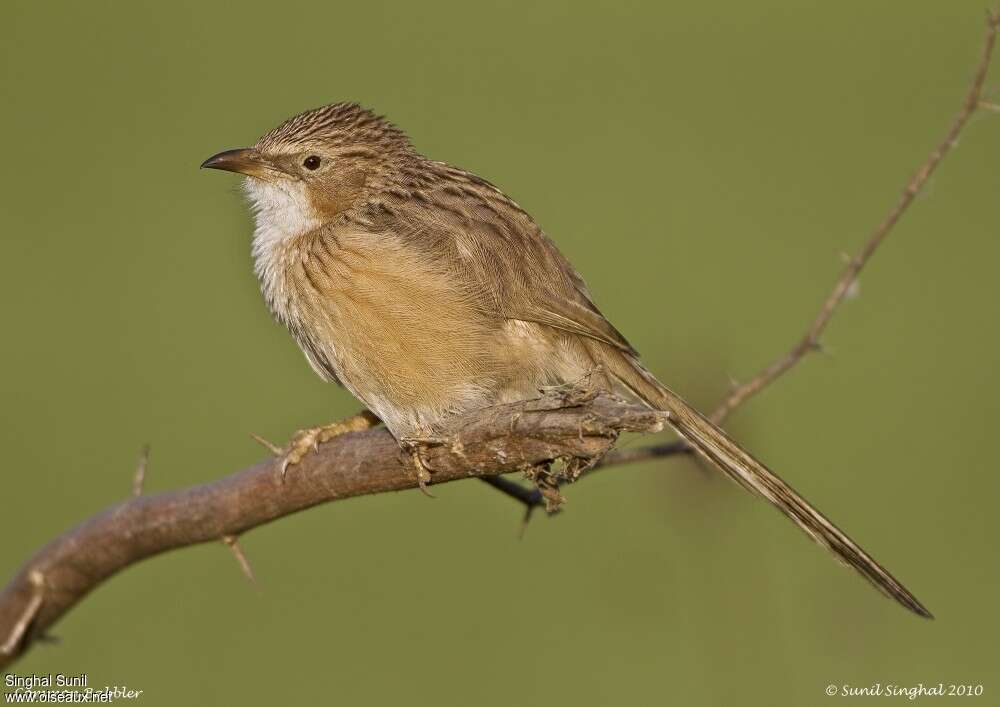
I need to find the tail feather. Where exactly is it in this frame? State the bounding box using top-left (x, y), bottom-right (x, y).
top-left (599, 349), bottom-right (932, 618)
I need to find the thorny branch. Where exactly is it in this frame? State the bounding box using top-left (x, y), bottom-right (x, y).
top-left (1, 6), bottom-right (997, 669)
top-left (0, 389), bottom-right (667, 669)
top-left (709, 7), bottom-right (1000, 424)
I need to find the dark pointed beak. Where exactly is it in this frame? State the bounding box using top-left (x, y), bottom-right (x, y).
top-left (200, 148), bottom-right (280, 179)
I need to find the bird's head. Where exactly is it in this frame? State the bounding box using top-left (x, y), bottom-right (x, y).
top-left (202, 102), bottom-right (411, 237)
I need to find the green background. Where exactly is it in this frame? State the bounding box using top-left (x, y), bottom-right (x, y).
top-left (2, 1), bottom-right (998, 705)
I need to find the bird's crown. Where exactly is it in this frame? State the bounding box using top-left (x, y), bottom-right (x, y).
top-left (256, 102), bottom-right (410, 155)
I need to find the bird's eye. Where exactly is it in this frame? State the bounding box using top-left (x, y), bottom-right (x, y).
top-left (303, 155), bottom-right (321, 170)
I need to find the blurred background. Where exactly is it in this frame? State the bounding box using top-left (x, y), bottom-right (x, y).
top-left (1, 1), bottom-right (998, 704)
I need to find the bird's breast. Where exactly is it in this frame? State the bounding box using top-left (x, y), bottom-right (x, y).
top-left (246, 178), bottom-right (321, 323)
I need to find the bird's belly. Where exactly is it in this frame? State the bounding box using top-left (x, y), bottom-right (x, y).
top-left (327, 318), bottom-right (597, 439)
top-left (268, 233), bottom-right (596, 439)
top-left (313, 306), bottom-right (509, 439)
top-left (273, 253), bottom-right (486, 437)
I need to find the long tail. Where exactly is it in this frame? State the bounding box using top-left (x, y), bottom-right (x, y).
top-left (599, 349), bottom-right (932, 618)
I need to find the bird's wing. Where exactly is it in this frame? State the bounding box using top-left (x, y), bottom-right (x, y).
top-left (377, 162), bottom-right (637, 356)
top-left (511, 270), bottom-right (638, 355)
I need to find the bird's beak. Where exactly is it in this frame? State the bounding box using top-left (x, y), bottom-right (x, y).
top-left (200, 148), bottom-right (281, 179)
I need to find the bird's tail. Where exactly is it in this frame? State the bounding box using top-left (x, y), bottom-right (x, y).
top-left (598, 348), bottom-right (932, 618)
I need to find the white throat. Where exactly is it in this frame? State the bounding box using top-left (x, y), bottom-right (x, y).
top-left (242, 177), bottom-right (322, 324)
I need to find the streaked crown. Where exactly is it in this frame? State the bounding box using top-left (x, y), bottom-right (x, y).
top-left (256, 102), bottom-right (411, 155)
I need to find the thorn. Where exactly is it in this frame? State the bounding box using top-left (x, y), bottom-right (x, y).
top-left (223, 535), bottom-right (257, 587)
top-left (517, 505), bottom-right (536, 540)
top-left (252, 433), bottom-right (292, 484)
top-left (810, 340), bottom-right (833, 356)
top-left (1, 570), bottom-right (45, 656)
top-left (845, 278), bottom-right (861, 300)
top-left (250, 433), bottom-right (283, 456)
top-left (979, 101), bottom-right (1000, 112)
top-left (132, 444), bottom-right (150, 498)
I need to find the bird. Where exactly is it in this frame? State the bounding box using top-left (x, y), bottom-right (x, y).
top-left (202, 101), bottom-right (931, 618)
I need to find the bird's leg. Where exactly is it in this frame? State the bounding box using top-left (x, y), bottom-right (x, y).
top-left (399, 435), bottom-right (451, 498)
top-left (274, 410), bottom-right (381, 479)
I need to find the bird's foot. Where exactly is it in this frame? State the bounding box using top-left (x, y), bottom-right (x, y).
top-left (400, 436), bottom-right (448, 498)
top-left (255, 411), bottom-right (380, 481)
top-left (410, 450), bottom-right (434, 498)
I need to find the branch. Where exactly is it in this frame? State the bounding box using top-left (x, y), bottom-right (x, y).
top-left (479, 441), bottom-right (694, 527)
top-left (710, 6), bottom-right (1000, 424)
top-left (0, 388), bottom-right (665, 669)
top-left (1, 5), bottom-right (997, 671)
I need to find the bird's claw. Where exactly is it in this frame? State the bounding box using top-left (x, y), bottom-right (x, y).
top-left (278, 427), bottom-right (324, 481)
top-left (256, 411), bottom-right (382, 483)
top-left (401, 436), bottom-right (446, 498)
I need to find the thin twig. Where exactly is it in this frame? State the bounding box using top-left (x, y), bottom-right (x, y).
top-left (132, 444), bottom-right (150, 498)
top-left (595, 441), bottom-right (691, 470)
top-left (710, 8), bottom-right (1000, 424)
top-left (480, 476), bottom-right (544, 510)
top-left (479, 477), bottom-right (547, 536)
top-left (223, 536), bottom-right (257, 586)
